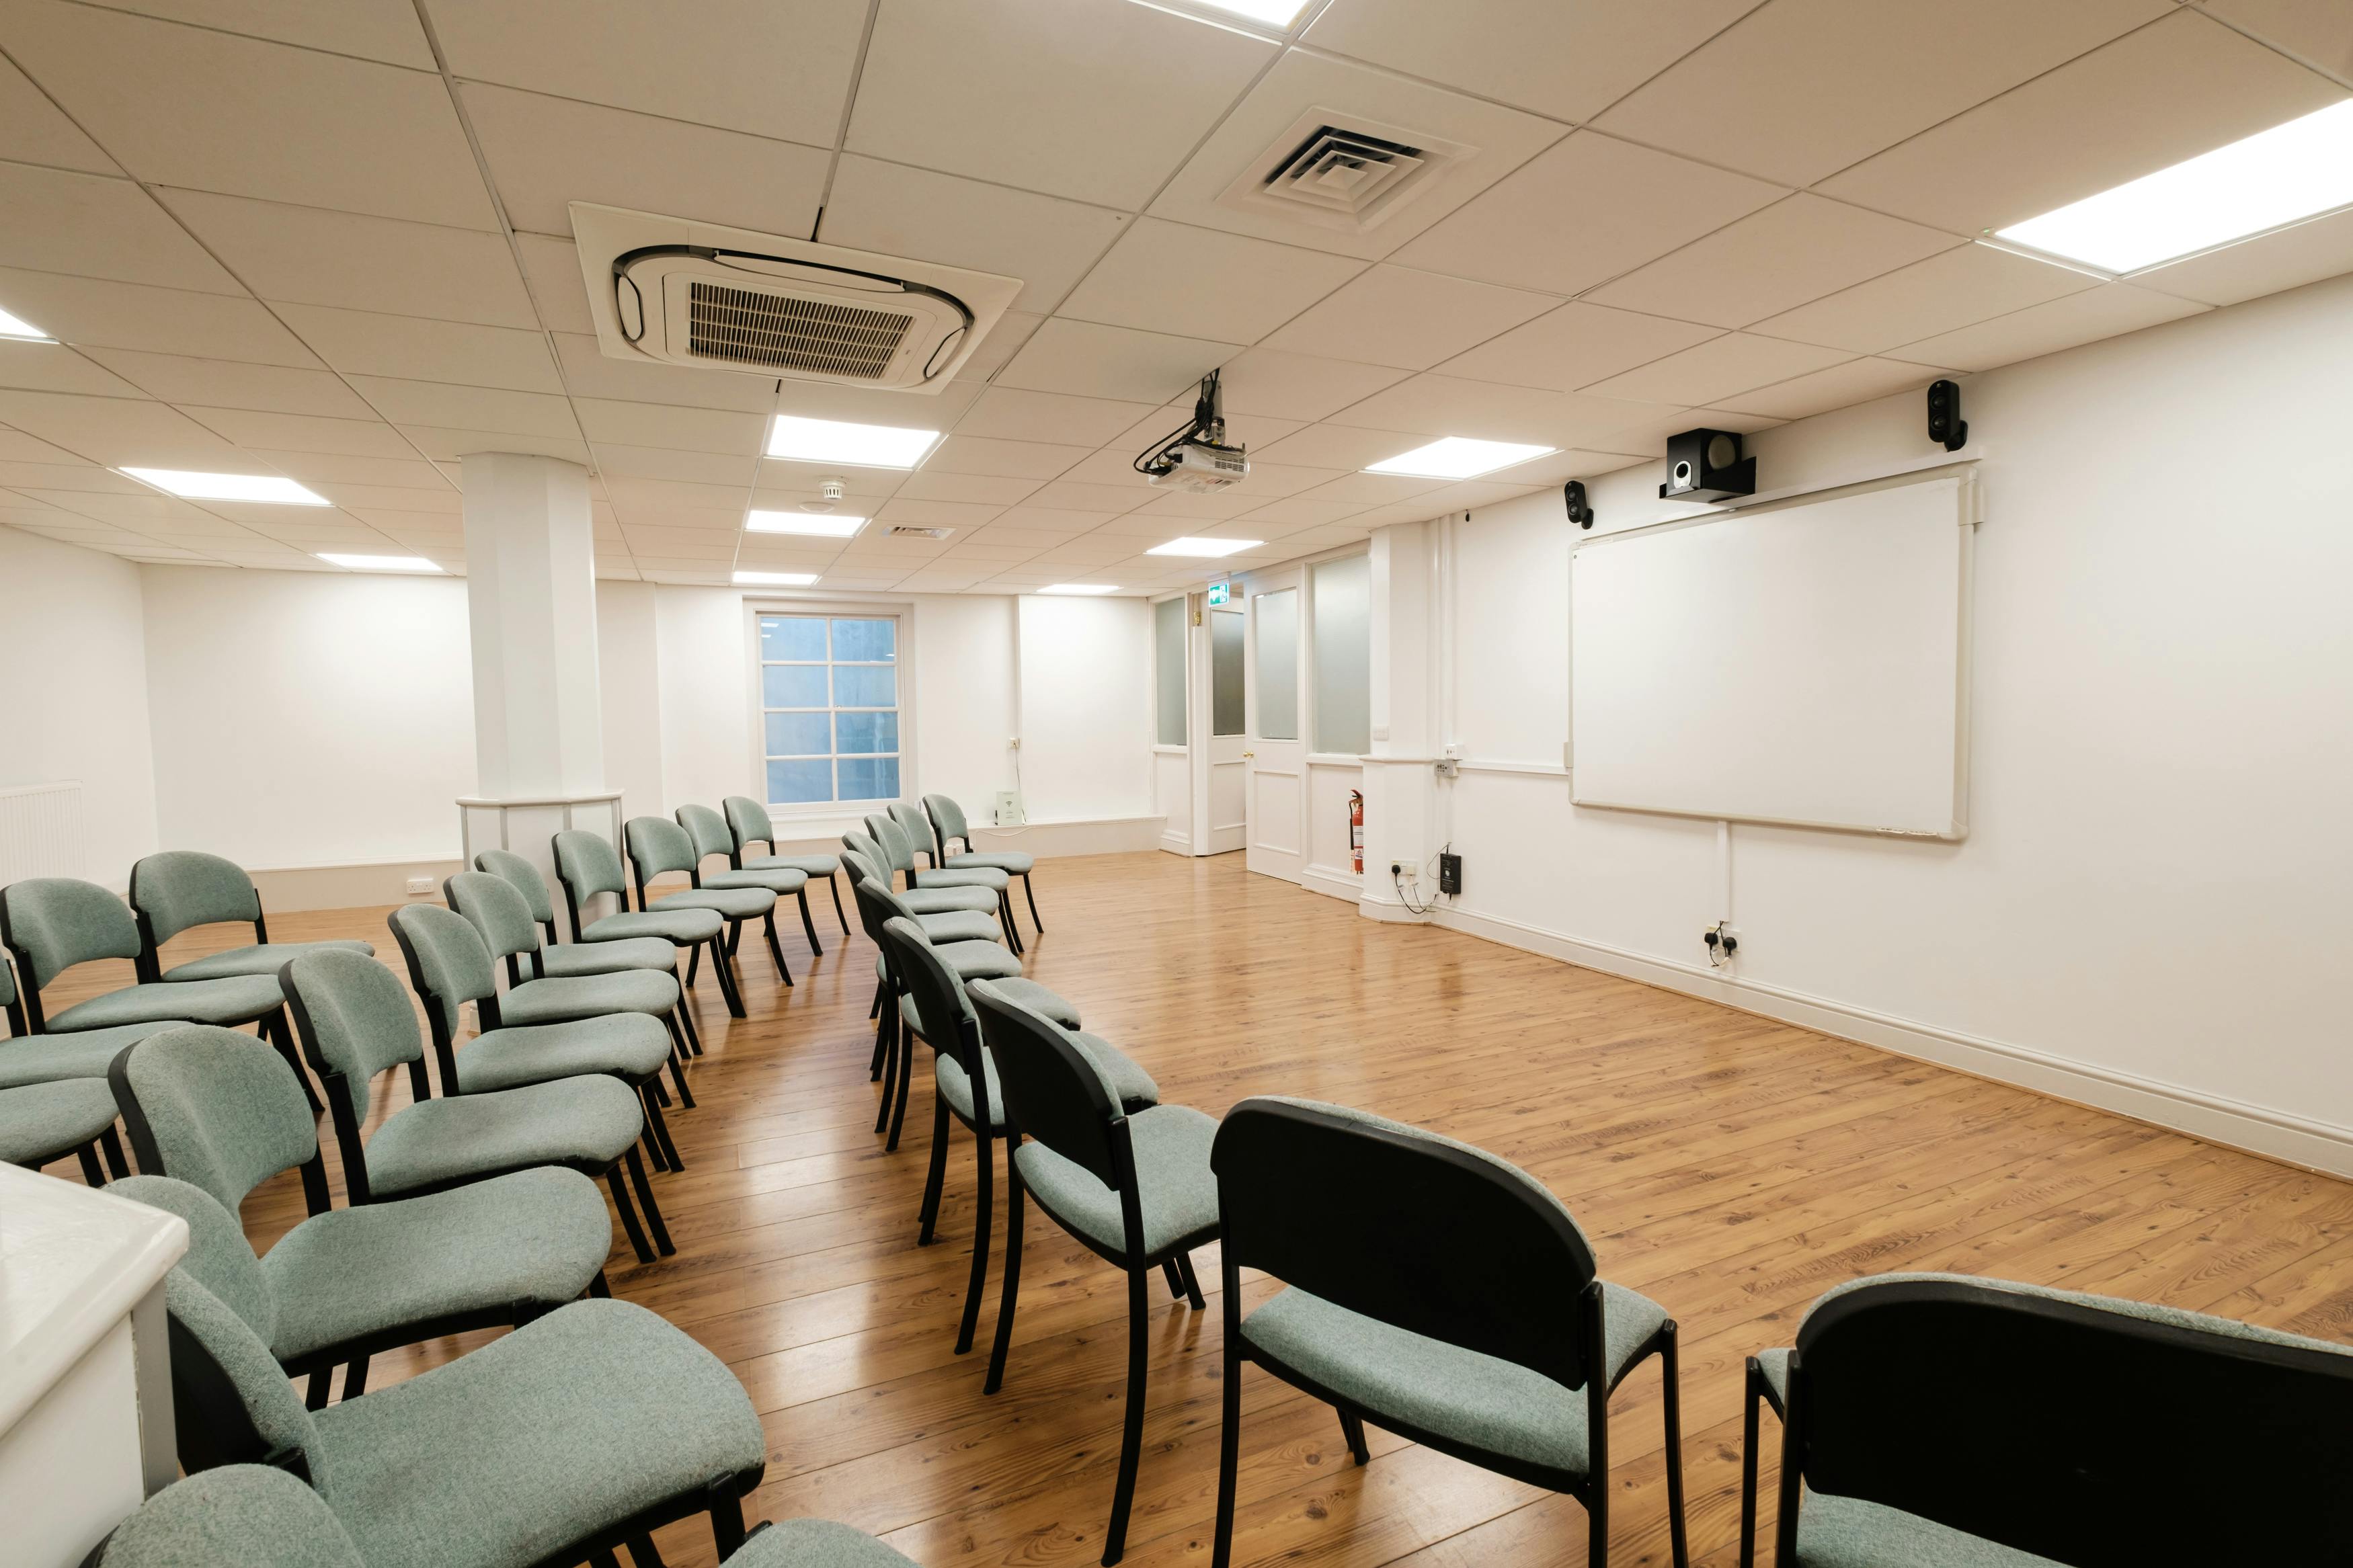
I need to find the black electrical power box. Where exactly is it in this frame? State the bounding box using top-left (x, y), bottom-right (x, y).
top-left (1437, 853), bottom-right (1462, 896)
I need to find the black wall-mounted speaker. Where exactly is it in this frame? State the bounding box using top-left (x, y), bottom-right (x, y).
top-left (1564, 479), bottom-right (1593, 528)
top-left (1659, 427), bottom-right (1755, 502)
top-left (1927, 378), bottom-right (1968, 451)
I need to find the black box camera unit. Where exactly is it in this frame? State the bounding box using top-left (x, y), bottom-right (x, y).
top-left (1659, 427), bottom-right (1755, 503)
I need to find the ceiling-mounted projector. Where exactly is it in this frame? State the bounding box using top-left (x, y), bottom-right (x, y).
top-left (1137, 370), bottom-right (1248, 494)
top-left (571, 203), bottom-right (1021, 394)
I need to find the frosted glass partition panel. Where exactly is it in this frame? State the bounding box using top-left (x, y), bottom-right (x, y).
top-left (1311, 554), bottom-right (1370, 755)
top-left (1211, 609), bottom-right (1244, 736)
top-left (1154, 596), bottom-right (1187, 745)
top-left (1254, 587), bottom-right (1299, 740)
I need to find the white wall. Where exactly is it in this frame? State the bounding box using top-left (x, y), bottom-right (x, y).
top-left (0, 528), bottom-right (159, 889)
top-left (1425, 268), bottom-right (2353, 1169)
top-left (1017, 594), bottom-right (1151, 823)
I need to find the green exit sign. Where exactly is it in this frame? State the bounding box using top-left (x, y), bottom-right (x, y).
top-left (1206, 581), bottom-right (1230, 606)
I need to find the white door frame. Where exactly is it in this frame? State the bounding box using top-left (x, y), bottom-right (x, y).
top-left (1243, 566), bottom-right (1306, 882)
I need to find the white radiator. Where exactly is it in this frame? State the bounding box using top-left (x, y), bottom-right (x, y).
top-left (0, 782), bottom-right (85, 882)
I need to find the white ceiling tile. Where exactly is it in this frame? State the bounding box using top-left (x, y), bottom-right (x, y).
top-left (89, 1), bottom-right (434, 66)
top-left (0, 268), bottom-right (322, 366)
top-left (1148, 49), bottom-right (1571, 261)
top-left (590, 445), bottom-right (756, 486)
top-left (324, 486), bottom-right (464, 516)
top-left (393, 427), bottom-right (592, 466)
top-left (1126, 487), bottom-right (1273, 521)
top-left (877, 497), bottom-right (1003, 528)
top-left (1819, 9), bottom-right (2347, 234)
top-left (955, 312), bottom-right (1047, 384)
top-left (1052, 447), bottom-right (1173, 487)
top-left (1057, 218), bottom-right (1365, 344)
top-left (570, 398), bottom-right (764, 455)
top-left (460, 83), bottom-right (831, 240)
top-left (0, 458), bottom-right (142, 489)
top-left (603, 476), bottom-right (749, 512)
top-left (1302, 0), bottom-right (1765, 124)
top-left (345, 376), bottom-right (579, 439)
top-left (0, 342), bottom-right (148, 398)
top-left (1711, 356), bottom-right (1948, 421)
top-left (1479, 447), bottom-right (1651, 485)
top-left (1326, 373), bottom-right (1672, 449)
top-left (1240, 496), bottom-right (1366, 527)
top-left (1203, 348), bottom-right (1411, 422)
top-left (1751, 243), bottom-right (2099, 354)
top-left (2130, 207), bottom-right (2353, 307)
top-left (1022, 480), bottom-right (1152, 513)
top-left (1581, 333), bottom-right (1851, 405)
top-left (429, 0), bottom-right (865, 145)
top-left (1886, 282), bottom-right (2209, 372)
top-left (79, 350), bottom-right (378, 418)
top-left (0, 389), bottom-right (254, 467)
top-left (549, 332), bottom-right (777, 413)
top-left (894, 470), bottom-right (1041, 507)
top-left (990, 505), bottom-right (1113, 532)
top-left (1595, 0), bottom-right (2167, 188)
top-left (764, 378), bottom-right (983, 431)
top-left (274, 304), bottom-right (562, 393)
top-left (2, 0), bottom-right (495, 228)
top-left (953, 388), bottom-right (1162, 447)
top-left (1293, 472), bottom-right (1449, 506)
top-left (0, 163), bottom-right (244, 296)
top-left (183, 405), bottom-right (417, 458)
top-left (1585, 194), bottom-right (1961, 329)
top-left (157, 191), bottom-right (538, 328)
top-left (1435, 302), bottom-right (1720, 393)
top-left (0, 52), bottom-right (119, 174)
top-left (240, 451), bottom-right (450, 489)
top-left (996, 319), bottom-right (1242, 404)
top-left (0, 429), bottom-right (96, 464)
top-left (1261, 265), bottom-right (1560, 371)
top-left (1394, 131), bottom-right (1784, 297)
top-left (821, 157), bottom-right (1129, 317)
top-left (1250, 422), bottom-right (1434, 470)
top-left (2204, 0), bottom-right (2353, 77)
top-left (846, 0), bottom-right (1275, 209)
top-left (11, 487), bottom-right (229, 526)
top-left (515, 234), bottom-right (596, 335)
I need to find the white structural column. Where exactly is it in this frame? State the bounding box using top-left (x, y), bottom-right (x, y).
top-left (1359, 518), bottom-right (1441, 922)
top-left (455, 452), bottom-right (622, 925)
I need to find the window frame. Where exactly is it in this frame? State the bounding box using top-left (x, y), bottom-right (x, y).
top-left (742, 596), bottom-right (920, 821)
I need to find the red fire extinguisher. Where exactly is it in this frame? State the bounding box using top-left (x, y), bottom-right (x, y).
top-left (1349, 789), bottom-right (1364, 874)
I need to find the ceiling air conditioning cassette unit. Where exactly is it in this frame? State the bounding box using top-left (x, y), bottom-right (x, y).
top-left (571, 202), bottom-right (1021, 395)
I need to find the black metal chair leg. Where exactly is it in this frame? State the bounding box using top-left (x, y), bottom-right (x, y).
top-left (1103, 1266), bottom-right (1150, 1565)
top-left (870, 1004), bottom-right (890, 1079)
top-left (1177, 1251), bottom-right (1206, 1311)
top-left (1161, 1259), bottom-right (1186, 1300)
top-left (1741, 1360), bottom-right (1762, 1568)
top-left (624, 1145), bottom-right (676, 1255)
top-left (676, 997), bottom-right (703, 1057)
top-left (955, 1129), bottom-right (994, 1356)
top-left (795, 887), bottom-right (823, 956)
top-left (917, 1094), bottom-right (951, 1244)
top-left (305, 1369), bottom-right (331, 1411)
top-left (874, 1012), bottom-right (900, 1135)
top-left (75, 1143), bottom-right (104, 1184)
top-left (711, 936), bottom-right (747, 1018)
top-left (685, 942), bottom-right (702, 987)
top-left (345, 1354), bottom-right (368, 1399)
top-left (984, 1156), bottom-right (1023, 1393)
top-left (588, 1270), bottom-right (612, 1298)
top-left (886, 1017), bottom-right (915, 1151)
top-left (1022, 872), bottom-right (1043, 933)
top-left (1339, 1409), bottom-right (1369, 1464)
top-left (626, 1533), bottom-right (666, 1568)
top-left (607, 1166), bottom-right (655, 1264)
top-left (827, 872), bottom-right (849, 934)
top-left (727, 919), bottom-right (742, 956)
top-left (645, 1087), bottom-right (685, 1173)
top-left (710, 1490), bottom-right (748, 1559)
top-left (668, 1051), bottom-right (696, 1110)
top-left (762, 911), bottom-right (793, 985)
top-left (1663, 1323), bottom-right (1690, 1568)
top-left (998, 892), bottom-right (1023, 955)
top-left (1212, 1329), bottom-right (1243, 1568)
top-left (262, 1007), bottom-right (325, 1115)
top-left (99, 1124), bottom-right (130, 1178)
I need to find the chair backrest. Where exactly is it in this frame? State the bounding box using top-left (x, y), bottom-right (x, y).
top-left (278, 947), bottom-right (434, 1201)
top-left (93, 1464), bottom-right (362, 1568)
top-left (848, 870), bottom-right (908, 952)
top-left (1, 951), bottom-right (19, 1036)
top-left (724, 795), bottom-right (774, 852)
top-left (0, 876), bottom-right (141, 995)
top-left (130, 851), bottom-right (264, 949)
top-left (1780, 1273), bottom-right (2353, 1565)
top-left (924, 793), bottom-right (971, 853)
top-left (384, 903), bottom-right (496, 1038)
top-left (676, 802), bottom-right (736, 864)
top-left (863, 814), bottom-right (916, 877)
top-left (156, 1263), bottom-right (327, 1484)
top-left (625, 815), bottom-right (698, 884)
top-left (552, 828), bottom-right (629, 904)
top-left (444, 870), bottom-right (541, 963)
top-left (879, 916), bottom-right (971, 1061)
top-left (109, 1174), bottom-right (277, 1350)
top-left (474, 848), bottom-right (557, 926)
top-left (887, 802), bottom-right (934, 865)
top-left (1211, 1096), bottom-right (1604, 1393)
top-left (840, 831), bottom-right (884, 872)
top-left (110, 1026), bottom-right (323, 1219)
top-left (969, 978), bottom-right (1124, 1188)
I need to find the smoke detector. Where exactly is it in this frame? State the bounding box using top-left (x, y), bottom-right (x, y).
top-left (1218, 110), bottom-right (1475, 235)
top-left (801, 478), bottom-right (848, 513)
top-left (571, 204), bottom-right (1021, 394)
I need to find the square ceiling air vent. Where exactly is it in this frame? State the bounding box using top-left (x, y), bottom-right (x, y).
top-left (889, 525), bottom-right (953, 540)
top-left (1218, 108), bottom-right (1475, 235)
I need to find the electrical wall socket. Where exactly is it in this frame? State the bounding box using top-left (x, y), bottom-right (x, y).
top-left (404, 877), bottom-right (434, 897)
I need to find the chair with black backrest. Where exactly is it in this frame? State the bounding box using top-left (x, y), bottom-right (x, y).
top-left (842, 849), bottom-right (1010, 1137)
top-left (393, 894), bottom-right (690, 1171)
top-left (475, 845), bottom-right (703, 1058)
top-left (725, 794), bottom-right (848, 935)
top-left (880, 917), bottom-right (1159, 1363)
top-left (106, 1025), bottom-right (612, 1407)
top-left (625, 815), bottom-right (787, 1003)
top-left (1740, 1272), bottom-right (2353, 1568)
top-left (130, 849), bottom-right (374, 980)
top-left (1206, 1097), bottom-right (1689, 1568)
top-left (275, 938), bottom-right (674, 1263)
top-left (552, 827), bottom-right (736, 1022)
top-left (0, 875), bottom-right (318, 1112)
top-left (868, 811), bottom-right (1022, 954)
top-left (968, 977), bottom-right (1217, 1566)
top-left (924, 793), bottom-right (1045, 935)
top-left (134, 1243), bottom-right (768, 1568)
top-left (678, 801), bottom-right (822, 956)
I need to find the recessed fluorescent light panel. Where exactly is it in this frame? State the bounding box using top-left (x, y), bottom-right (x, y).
top-left (122, 468), bottom-right (330, 505)
top-left (1038, 583), bottom-right (1121, 595)
top-left (0, 305), bottom-right (54, 341)
top-left (1364, 438), bottom-right (1556, 480)
top-left (766, 415), bottom-right (940, 470)
top-left (1146, 536), bottom-right (1263, 559)
top-left (1997, 99), bottom-right (2353, 274)
top-left (745, 509), bottom-right (867, 538)
top-left (317, 552), bottom-right (440, 573)
top-left (1185, 0), bottom-right (1310, 26)
top-left (735, 570), bottom-right (820, 586)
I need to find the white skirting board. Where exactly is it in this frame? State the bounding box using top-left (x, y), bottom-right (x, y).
top-left (1300, 864), bottom-right (1364, 904)
top-left (1425, 903), bottom-right (2353, 1179)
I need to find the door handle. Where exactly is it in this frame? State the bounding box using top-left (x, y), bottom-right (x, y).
top-left (1242, 751), bottom-right (1255, 759)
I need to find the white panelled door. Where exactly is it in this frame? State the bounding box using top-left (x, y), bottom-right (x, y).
top-left (1243, 568), bottom-right (1306, 882)
top-left (1201, 602), bottom-right (1248, 855)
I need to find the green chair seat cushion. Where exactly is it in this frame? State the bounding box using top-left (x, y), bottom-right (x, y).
top-left (947, 850), bottom-right (1035, 874)
top-left (582, 908), bottom-right (723, 944)
top-left (1236, 1278), bottom-right (1669, 1479)
top-left (0, 1077), bottom-right (120, 1165)
top-left (898, 885), bottom-right (1000, 917)
top-left (532, 938), bottom-right (675, 978)
top-left (361, 1077), bottom-right (643, 1198)
top-left (874, 940), bottom-right (1020, 989)
top-left (161, 940), bottom-right (374, 982)
top-left (728, 1519), bottom-right (920, 1568)
top-left (914, 866), bottom-right (1008, 893)
top-left (1015, 1102), bottom-right (1217, 1257)
top-left (0, 1019), bottom-right (188, 1088)
top-left (904, 974), bottom-right (1077, 1032)
top-left (910, 910), bottom-right (1002, 946)
top-left (495, 969), bottom-right (680, 1026)
top-left (703, 868), bottom-right (809, 895)
top-left (311, 1298), bottom-right (764, 1568)
top-left (936, 1032), bottom-right (1158, 1132)
top-left (48, 973), bottom-right (284, 1032)
top-left (1794, 1494), bottom-right (2066, 1568)
top-left (649, 887), bottom-right (774, 919)
top-left (262, 1168), bottom-right (612, 1362)
top-left (452, 1014), bottom-right (674, 1095)
top-left (744, 853), bottom-right (838, 877)
top-left (95, 1464), bottom-right (364, 1568)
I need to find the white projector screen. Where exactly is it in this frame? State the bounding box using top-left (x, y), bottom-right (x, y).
top-left (1570, 472), bottom-right (1973, 838)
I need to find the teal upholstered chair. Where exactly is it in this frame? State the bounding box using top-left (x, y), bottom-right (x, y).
top-left (868, 812), bottom-right (1019, 953)
top-left (724, 794), bottom-right (846, 934)
top-left (1741, 1273), bottom-right (2353, 1568)
top-left (0, 950), bottom-right (190, 1089)
top-left (678, 802), bottom-right (823, 956)
top-left (623, 817), bottom-right (785, 1010)
top-left (1205, 1098), bottom-right (1689, 1568)
top-left (924, 794), bottom-right (1045, 934)
top-left (444, 871), bottom-right (696, 1070)
top-left (968, 977), bottom-right (1215, 1567)
top-left (270, 940), bottom-right (673, 1263)
top-left (129, 850), bottom-right (372, 980)
top-left (385, 904), bottom-right (688, 1171)
top-left (550, 829), bottom-right (734, 1020)
top-left (106, 1026), bottom-right (611, 1405)
top-left (844, 852), bottom-right (1016, 1131)
top-left (471, 849), bottom-right (682, 985)
top-left (153, 1262), bottom-right (768, 1568)
top-left (843, 830), bottom-right (1000, 923)
top-left (0, 1075), bottom-right (126, 1182)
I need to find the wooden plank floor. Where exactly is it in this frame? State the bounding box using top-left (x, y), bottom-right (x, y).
top-left (37, 850), bottom-right (2353, 1567)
